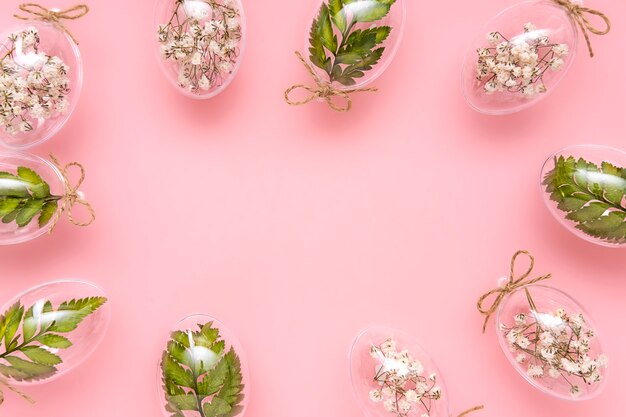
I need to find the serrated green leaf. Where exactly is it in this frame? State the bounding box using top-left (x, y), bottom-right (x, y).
top-left (22, 346), bottom-right (62, 366)
top-left (0, 198), bottom-right (21, 217)
top-left (329, 0), bottom-right (346, 33)
top-left (166, 393), bottom-right (199, 411)
top-left (343, 0), bottom-right (393, 22)
top-left (48, 297), bottom-right (107, 333)
top-left (543, 155), bottom-right (626, 243)
top-left (4, 356), bottom-right (56, 381)
top-left (162, 352), bottom-right (195, 389)
top-left (3, 303), bottom-right (24, 352)
top-left (16, 199), bottom-right (45, 227)
top-left (22, 306), bottom-right (37, 341)
top-left (39, 201), bottom-right (58, 228)
top-left (317, 4), bottom-right (337, 53)
top-left (17, 167), bottom-right (43, 185)
top-left (203, 397), bottom-right (232, 417)
top-left (37, 334), bottom-right (72, 349)
top-left (2, 208), bottom-right (20, 224)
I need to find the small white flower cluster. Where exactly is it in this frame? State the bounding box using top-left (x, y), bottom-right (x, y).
top-left (0, 27), bottom-right (70, 136)
top-left (158, 0), bottom-right (241, 94)
top-left (368, 339), bottom-right (441, 417)
top-left (503, 307), bottom-right (608, 398)
top-left (476, 22), bottom-right (569, 98)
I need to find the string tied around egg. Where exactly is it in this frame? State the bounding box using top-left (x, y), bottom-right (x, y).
top-left (0, 375), bottom-right (35, 405)
top-left (48, 154), bottom-right (96, 232)
top-left (284, 51), bottom-right (378, 112)
top-left (552, 0), bottom-right (610, 58)
top-left (477, 250), bottom-right (551, 333)
top-left (13, 3), bottom-right (90, 45)
top-left (456, 405), bottom-right (485, 417)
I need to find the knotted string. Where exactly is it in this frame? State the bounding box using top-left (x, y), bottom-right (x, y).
top-left (0, 376), bottom-right (35, 405)
top-left (477, 251), bottom-right (551, 333)
top-left (457, 405), bottom-right (485, 417)
top-left (553, 0), bottom-right (610, 58)
top-left (284, 51), bottom-right (377, 112)
top-left (14, 3), bottom-right (89, 45)
top-left (48, 154), bottom-right (96, 232)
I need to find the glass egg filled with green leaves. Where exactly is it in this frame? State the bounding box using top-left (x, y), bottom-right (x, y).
top-left (154, 0), bottom-right (246, 99)
top-left (0, 151), bottom-right (94, 245)
top-left (0, 281), bottom-right (110, 405)
top-left (0, 20), bottom-right (84, 149)
top-left (541, 145), bottom-right (626, 247)
top-left (158, 314), bottom-right (249, 417)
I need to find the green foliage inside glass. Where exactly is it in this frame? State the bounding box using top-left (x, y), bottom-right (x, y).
top-left (543, 155), bottom-right (626, 243)
top-left (161, 322), bottom-right (244, 417)
top-left (0, 167), bottom-right (61, 228)
top-left (308, 0), bottom-right (396, 86)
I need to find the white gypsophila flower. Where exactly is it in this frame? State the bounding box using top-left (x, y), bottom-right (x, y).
top-left (548, 367), bottom-right (560, 378)
top-left (487, 32), bottom-right (500, 45)
top-left (523, 22), bottom-right (537, 32)
top-left (370, 390), bottom-right (383, 402)
top-left (0, 27), bottom-right (70, 135)
top-left (157, 0), bottom-right (242, 94)
top-left (516, 353), bottom-right (526, 363)
top-left (404, 390), bottom-right (419, 403)
top-left (527, 364), bottom-right (544, 378)
top-left (383, 399), bottom-right (395, 412)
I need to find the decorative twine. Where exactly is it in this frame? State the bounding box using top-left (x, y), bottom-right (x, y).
top-left (284, 51), bottom-right (377, 112)
top-left (0, 376), bottom-right (35, 405)
top-left (13, 3), bottom-right (89, 45)
top-left (48, 154), bottom-right (96, 232)
top-left (553, 0), bottom-right (610, 58)
top-left (457, 405), bottom-right (485, 417)
top-left (477, 250), bottom-right (551, 333)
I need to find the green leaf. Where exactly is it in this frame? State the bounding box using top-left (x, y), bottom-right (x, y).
top-left (343, 0), bottom-right (394, 23)
top-left (36, 334), bottom-right (72, 349)
top-left (166, 393), bottom-right (199, 411)
top-left (22, 306), bottom-right (37, 341)
top-left (39, 201), bottom-right (58, 228)
top-left (3, 356), bottom-right (56, 381)
top-left (2, 303), bottom-right (24, 351)
top-left (543, 155), bottom-right (626, 243)
top-left (17, 167), bottom-right (43, 185)
top-left (48, 297), bottom-right (107, 333)
top-left (0, 174), bottom-right (29, 198)
top-left (329, 0), bottom-right (346, 33)
top-left (22, 346), bottom-right (62, 366)
top-left (317, 4), bottom-right (337, 54)
top-left (162, 352), bottom-right (195, 389)
top-left (16, 199), bottom-right (45, 227)
top-left (0, 198), bottom-right (21, 217)
top-left (203, 397), bottom-right (232, 417)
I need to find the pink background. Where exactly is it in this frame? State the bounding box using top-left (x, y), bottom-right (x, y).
top-left (1, 0), bottom-right (625, 416)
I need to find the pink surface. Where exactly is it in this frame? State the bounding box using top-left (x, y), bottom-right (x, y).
top-left (1, 0), bottom-right (625, 416)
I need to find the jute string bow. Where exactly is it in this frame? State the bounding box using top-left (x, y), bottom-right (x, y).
top-left (457, 405), bottom-right (485, 417)
top-left (14, 3), bottom-right (89, 45)
top-left (477, 251), bottom-right (551, 333)
top-left (0, 376), bottom-right (35, 405)
top-left (284, 51), bottom-right (377, 112)
top-left (553, 0), bottom-right (610, 58)
top-left (49, 155), bottom-right (96, 231)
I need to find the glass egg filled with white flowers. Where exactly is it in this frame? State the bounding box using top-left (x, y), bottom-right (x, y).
top-left (461, 0), bottom-right (585, 115)
top-left (157, 314), bottom-right (250, 417)
top-left (0, 281), bottom-right (110, 389)
top-left (541, 144), bottom-right (626, 248)
top-left (0, 22), bottom-right (83, 149)
top-left (304, 0), bottom-right (406, 91)
top-left (495, 284), bottom-right (608, 400)
top-left (0, 151), bottom-right (67, 245)
top-left (349, 326), bottom-right (450, 417)
top-left (154, 0), bottom-right (246, 99)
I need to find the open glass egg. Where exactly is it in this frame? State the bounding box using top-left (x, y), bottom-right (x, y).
top-left (157, 314), bottom-right (249, 417)
top-left (0, 21), bottom-right (83, 149)
top-left (541, 144), bottom-right (626, 247)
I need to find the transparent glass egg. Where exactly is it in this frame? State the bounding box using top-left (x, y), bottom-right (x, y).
top-left (154, 0), bottom-right (246, 99)
top-left (496, 284), bottom-right (608, 400)
top-left (462, 0), bottom-right (578, 115)
top-left (157, 314), bottom-right (250, 417)
top-left (349, 326), bottom-right (449, 417)
top-left (303, 0), bottom-right (406, 90)
top-left (0, 280), bottom-right (110, 386)
top-left (541, 144), bottom-right (626, 248)
top-left (0, 22), bottom-right (83, 149)
top-left (0, 151), bottom-right (66, 245)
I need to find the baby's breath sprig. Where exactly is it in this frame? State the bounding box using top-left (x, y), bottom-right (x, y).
top-left (157, 0), bottom-right (241, 94)
top-left (368, 339), bottom-right (441, 417)
top-left (475, 22), bottom-right (569, 98)
top-left (501, 288), bottom-right (608, 398)
top-left (0, 28), bottom-right (70, 136)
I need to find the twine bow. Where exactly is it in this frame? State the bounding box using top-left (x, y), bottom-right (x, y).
top-left (553, 0), bottom-right (610, 58)
top-left (457, 405), bottom-right (485, 417)
top-left (284, 51), bottom-right (377, 112)
top-left (0, 376), bottom-right (35, 405)
top-left (48, 155), bottom-right (96, 232)
top-left (14, 3), bottom-right (89, 45)
top-left (477, 251), bottom-right (551, 333)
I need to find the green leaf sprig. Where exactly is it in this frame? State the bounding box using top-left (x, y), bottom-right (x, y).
top-left (161, 322), bottom-right (244, 417)
top-left (543, 155), bottom-right (626, 243)
top-left (0, 296), bottom-right (107, 399)
top-left (0, 167), bottom-right (60, 228)
top-left (309, 0), bottom-right (396, 86)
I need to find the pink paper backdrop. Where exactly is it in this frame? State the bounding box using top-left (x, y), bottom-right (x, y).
top-left (1, 0), bottom-right (625, 416)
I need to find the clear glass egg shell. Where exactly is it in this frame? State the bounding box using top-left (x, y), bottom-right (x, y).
top-left (461, 0), bottom-right (578, 115)
top-left (496, 284), bottom-right (608, 400)
top-left (0, 280), bottom-right (110, 386)
top-left (304, 0), bottom-right (406, 90)
top-left (154, 0), bottom-right (246, 99)
top-left (349, 326), bottom-right (449, 417)
top-left (0, 151), bottom-right (65, 245)
top-left (157, 314), bottom-right (250, 417)
top-left (0, 22), bottom-right (83, 149)
top-left (541, 144), bottom-right (626, 248)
